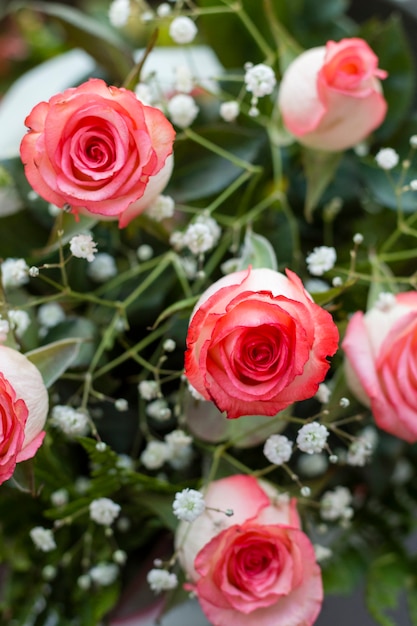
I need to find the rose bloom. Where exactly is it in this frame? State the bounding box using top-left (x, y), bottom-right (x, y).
top-left (343, 292), bottom-right (417, 443)
top-left (278, 38), bottom-right (387, 151)
top-left (0, 346), bottom-right (48, 484)
top-left (175, 475), bottom-right (323, 626)
top-left (20, 78), bottom-right (175, 228)
top-left (185, 267), bottom-right (338, 419)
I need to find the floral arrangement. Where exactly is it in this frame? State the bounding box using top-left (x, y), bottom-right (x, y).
top-left (0, 0), bottom-right (417, 624)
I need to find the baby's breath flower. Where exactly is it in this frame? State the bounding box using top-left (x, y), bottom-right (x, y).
top-left (37, 302), bottom-right (65, 328)
top-left (50, 488), bottom-right (69, 507)
top-left (108, 0), bottom-right (130, 27)
top-left (135, 82), bottom-right (154, 105)
top-left (174, 64), bottom-right (193, 93)
top-left (263, 434), bottom-right (293, 465)
top-left (332, 276), bottom-right (343, 287)
top-left (70, 233), bottom-right (98, 262)
top-left (169, 16), bottom-right (198, 44)
top-left (410, 135), bottom-right (417, 148)
top-left (115, 398), bottom-right (128, 412)
top-left (375, 147), bottom-right (399, 170)
top-left (147, 568), bottom-right (178, 593)
top-left (244, 63), bottom-right (276, 97)
top-left (170, 230), bottom-right (186, 251)
top-left (0, 319), bottom-right (9, 343)
top-left (87, 253), bottom-right (117, 282)
top-left (138, 380), bottom-right (160, 401)
top-left (297, 423), bottom-right (329, 454)
top-left (77, 574), bottom-right (91, 590)
top-left (89, 563), bottom-right (119, 586)
top-left (89, 498), bottom-right (121, 526)
top-left (220, 101), bottom-right (240, 122)
top-left (157, 2), bottom-right (171, 17)
top-left (346, 438), bottom-right (373, 467)
top-left (374, 291), bottom-right (396, 312)
top-left (163, 338), bottom-right (176, 352)
top-left (146, 398), bottom-right (172, 421)
top-left (314, 544), bottom-right (333, 562)
top-left (8, 309), bottom-right (30, 338)
top-left (1, 258), bottom-right (29, 289)
top-left (353, 233), bottom-right (364, 245)
top-left (306, 246), bottom-right (336, 276)
top-left (29, 266), bottom-right (39, 277)
top-left (167, 94), bottom-right (199, 128)
top-left (137, 244), bottom-right (154, 261)
top-left (140, 440), bottom-right (169, 470)
top-left (173, 488), bottom-right (205, 522)
top-left (113, 549), bottom-right (127, 565)
top-left (320, 486), bottom-right (353, 522)
top-left (184, 222), bottom-right (214, 255)
top-left (297, 453), bottom-right (328, 477)
top-left (145, 194), bottom-right (175, 221)
top-left (315, 383), bottom-right (331, 404)
top-left (188, 382), bottom-right (206, 401)
top-left (30, 527), bottom-right (56, 552)
top-left (50, 405), bottom-right (90, 437)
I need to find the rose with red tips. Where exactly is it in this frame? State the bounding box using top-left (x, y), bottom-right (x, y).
top-left (278, 38), bottom-right (387, 151)
top-left (185, 267), bottom-right (339, 419)
top-left (343, 291), bottom-right (417, 443)
top-left (20, 78), bottom-right (175, 228)
top-left (0, 346), bottom-right (48, 484)
top-left (175, 475), bottom-right (323, 626)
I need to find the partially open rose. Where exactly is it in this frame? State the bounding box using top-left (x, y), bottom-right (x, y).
top-left (343, 292), bottom-right (417, 443)
top-left (20, 78), bottom-right (175, 227)
top-left (185, 268), bottom-right (339, 419)
top-left (175, 475), bottom-right (323, 626)
top-left (0, 346), bottom-right (48, 484)
top-left (278, 38), bottom-right (387, 151)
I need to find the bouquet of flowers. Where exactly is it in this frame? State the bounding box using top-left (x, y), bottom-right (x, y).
top-left (0, 0), bottom-right (417, 624)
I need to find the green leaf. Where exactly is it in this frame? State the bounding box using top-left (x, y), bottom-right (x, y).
top-left (263, 0), bottom-right (303, 73)
top-left (321, 544), bottom-right (368, 596)
top-left (407, 577), bottom-right (417, 626)
top-left (40, 318), bottom-right (98, 368)
top-left (238, 229), bottom-right (278, 271)
top-left (366, 552), bottom-right (410, 626)
top-left (25, 338), bottom-right (81, 387)
top-left (10, 1), bottom-right (135, 82)
top-left (302, 148), bottom-right (342, 222)
top-left (139, 492), bottom-right (178, 532)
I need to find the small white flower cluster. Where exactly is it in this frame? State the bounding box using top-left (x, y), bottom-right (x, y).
top-left (298, 453), bottom-right (328, 478)
top-left (173, 488), bottom-right (205, 522)
top-left (174, 64), bottom-right (194, 94)
top-left (320, 486), bottom-right (353, 522)
top-left (87, 253), bottom-right (117, 282)
top-left (147, 568), bottom-right (178, 593)
top-left (89, 562), bottom-right (119, 586)
top-left (38, 302), bottom-right (65, 329)
top-left (315, 382), bottom-right (331, 404)
top-left (51, 488), bottom-right (69, 507)
top-left (169, 16), bottom-right (198, 44)
top-left (374, 291), bottom-right (396, 312)
top-left (140, 440), bottom-right (169, 470)
top-left (108, 0), bottom-right (130, 28)
top-left (156, 3), bottom-right (172, 18)
top-left (314, 544), bottom-right (333, 563)
top-left (0, 317), bottom-right (9, 343)
top-left (375, 147), bottom-right (399, 170)
top-left (263, 434), bottom-right (293, 465)
top-left (297, 422), bottom-right (329, 454)
top-left (138, 380), bottom-right (160, 401)
top-left (220, 101), bottom-right (240, 123)
top-left (8, 309), bottom-right (30, 338)
top-left (171, 215), bottom-right (221, 256)
top-left (50, 405), bottom-right (90, 437)
top-left (140, 429), bottom-right (193, 470)
top-left (69, 233), bottom-right (98, 262)
top-left (1, 258), bottom-right (29, 289)
top-left (167, 94), bottom-right (199, 128)
top-left (145, 195), bottom-right (175, 222)
top-left (30, 527), bottom-right (56, 552)
top-left (137, 244), bottom-right (154, 261)
top-left (306, 246), bottom-right (337, 276)
top-left (244, 62), bottom-right (276, 116)
top-left (146, 398), bottom-right (172, 422)
top-left (89, 497), bottom-right (121, 526)
top-left (135, 82), bottom-right (154, 106)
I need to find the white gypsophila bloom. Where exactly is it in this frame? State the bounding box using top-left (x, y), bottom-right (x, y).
top-left (30, 527), bottom-right (56, 552)
top-left (306, 246), bottom-right (337, 276)
top-left (173, 488), bottom-right (205, 522)
top-left (146, 398), bottom-right (172, 421)
top-left (135, 82), bottom-right (154, 105)
top-left (8, 309), bottom-right (30, 338)
top-left (320, 486), bottom-right (352, 521)
top-left (137, 244), bottom-right (154, 261)
top-left (375, 147), bottom-right (399, 170)
top-left (244, 63), bottom-right (276, 98)
top-left (145, 194), bottom-right (175, 222)
top-left (196, 214), bottom-right (221, 243)
top-left (170, 230), bottom-right (186, 251)
top-left (141, 9), bottom-right (155, 24)
top-left (1, 258), bottom-right (29, 289)
top-left (157, 2), bottom-right (171, 17)
top-left (147, 568), bottom-right (178, 593)
top-left (77, 574), bottom-right (91, 590)
top-left (184, 222), bottom-right (215, 255)
top-left (165, 429), bottom-right (193, 454)
top-left (51, 405), bottom-right (90, 437)
top-left (374, 291), bottom-right (396, 312)
top-left (48, 203), bottom-right (61, 217)
top-left (87, 253), bottom-right (117, 283)
top-left (169, 445), bottom-right (193, 470)
top-left (74, 476), bottom-right (91, 495)
top-left (263, 434), bottom-right (293, 466)
top-left (89, 497), bottom-right (121, 526)
top-left (174, 64), bottom-right (194, 94)
top-left (354, 142), bottom-right (369, 157)
top-left (50, 488), bottom-right (69, 507)
top-left (29, 266), bottom-right (39, 277)
top-left (220, 100), bottom-right (240, 122)
top-left (113, 549), bottom-right (127, 565)
top-left (167, 94), bottom-right (199, 128)
top-left (108, 0), bottom-right (130, 28)
top-left (315, 383), bottom-right (331, 404)
top-left (0, 319), bottom-right (9, 343)
top-left (353, 233), bottom-right (364, 245)
top-left (305, 278), bottom-right (330, 293)
top-left (115, 398), bottom-right (128, 412)
top-left (180, 256), bottom-right (198, 279)
top-left (297, 453), bottom-right (328, 478)
top-left (188, 382), bottom-right (206, 401)
top-left (163, 338), bottom-right (176, 352)
top-left (116, 453), bottom-right (135, 471)
top-left (37, 302), bottom-right (65, 328)
top-left (297, 422), bottom-right (329, 454)
top-left (69, 233), bottom-right (98, 262)
top-left (138, 380), bottom-right (160, 401)
top-left (409, 179), bottom-right (417, 191)
top-left (89, 563), bottom-right (119, 586)
top-left (169, 16), bottom-right (198, 44)
top-left (314, 544), bottom-right (333, 563)
top-left (346, 438), bottom-right (373, 467)
top-left (410, 135), bottom-right (417, 148)
top-left (140, 440), bottom-right (169, 470)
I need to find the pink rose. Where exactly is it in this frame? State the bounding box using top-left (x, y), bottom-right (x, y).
top-left (343, 292), bottom-right (417, 443)
top-left (278, 38), bottom-right (387, 151)
top-left (175, 475), bottom-right (323, 626)
top-left (185, 267), bottom-right (339, 419)
top-left (0, 346), bottom-right (48, 484)
top-left (20, 78), bottom-right (175, 228)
